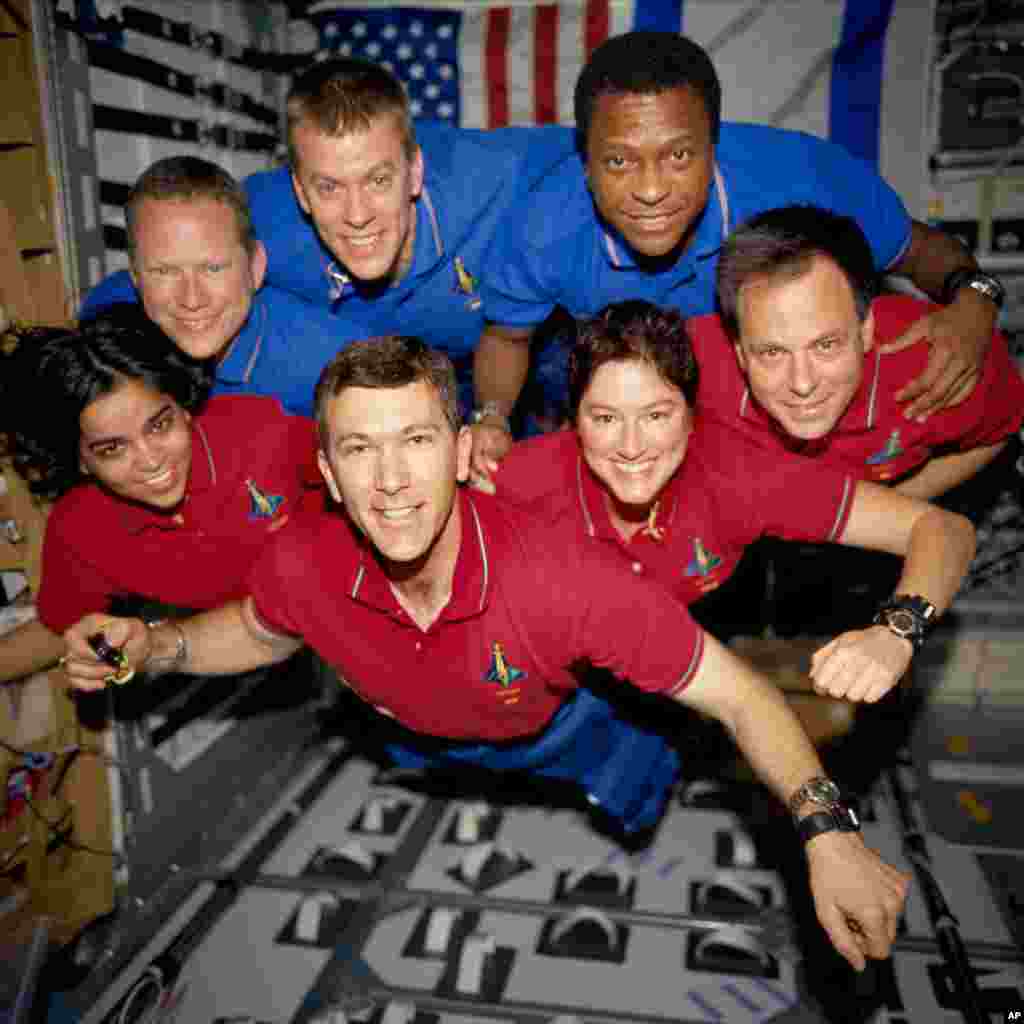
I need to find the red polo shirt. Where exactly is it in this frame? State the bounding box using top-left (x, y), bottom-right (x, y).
top-left (690, 295), bottom-right (1024, 483)
top-left (247, 489), bottom-right (704, 742)
top-left (38, 395), bottom-right (317, 633)
top-left (495, 427), bottom-right (855, 604)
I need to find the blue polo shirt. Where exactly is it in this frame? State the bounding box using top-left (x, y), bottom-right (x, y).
top-left (79, 277), bottom-right (373, 416)
top-left (480, 122), bottom-right (913, 326)
top-left (243, 121), bottom-right (576, 364)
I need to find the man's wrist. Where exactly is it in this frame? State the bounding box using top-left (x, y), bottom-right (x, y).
top-left (470, 400), bottom-right (512, 434)
top-left (872, 594), bottom-right (937, 654)
top-left (143, 619), bottom-right (188, 676)
top-left (941, 267), bottom-right (1005, 311)
top-left (796, 805), bottom-right (861, 845)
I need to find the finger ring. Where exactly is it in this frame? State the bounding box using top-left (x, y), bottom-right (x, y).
top-left (58, 655), bottom-right (68, 669)
top-left (104, 666), bottom-right (135, 686)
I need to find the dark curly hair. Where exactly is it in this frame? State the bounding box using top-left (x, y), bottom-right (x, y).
top-left (716, 204), bottom-right (879, 339)
top-left (568, 300), bottom-right (699, 424)
top-left (574, 32), bottom-right (721, 152)
top-left (2, 305), bottom-right (213, 500)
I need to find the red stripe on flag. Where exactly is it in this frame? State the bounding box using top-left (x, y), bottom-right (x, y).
top-left (533, 5), bottom-right (558, 124)
top-left (584, 0), bottom-right (609, 57)
top-left (485, 8), bottom-right (510, 128)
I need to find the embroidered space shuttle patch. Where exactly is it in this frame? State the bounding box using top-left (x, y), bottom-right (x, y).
top-left (454, 256), bottom-right (481, 310)
top-left (866, 429), bottom-right (904, 465)
top-left (684, 537), bottom-right (722, 578)
top-left (246, 478), bottom-right (285, 520)
top-left (484, 642), bottom-right (525, 687)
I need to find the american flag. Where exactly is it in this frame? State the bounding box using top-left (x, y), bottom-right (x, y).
top-left (306, 0), bottom-right (646, 128)
top-left (302, 1), bottom-right (925, 191)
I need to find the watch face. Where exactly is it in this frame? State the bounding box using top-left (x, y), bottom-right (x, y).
top-left (806, 779), bottom-right (842, 804)
top-left (886, 609), bottom-right (917, 636)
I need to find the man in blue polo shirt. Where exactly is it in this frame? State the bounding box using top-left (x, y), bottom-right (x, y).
top-left (80, 156), bottom-right (373, 417)
top-left (469, 31), bottom-right (1004, 483)
top-left (243, 56), bottom-right (575, 417)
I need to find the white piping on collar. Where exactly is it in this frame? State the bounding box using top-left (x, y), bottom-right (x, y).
top-left (828, 477), bottom-right (855, 542)
top-left (351, 563), bottom-right (366, 599)
top-left (238, 300), bottom-right (265, 384)
top-left (322, 183), bottom-right (443, 299)
top-left (738, 344), bottom-right (884, 430)
top-left (739, 386), bottom-right (752, 419)
top-left (865, 347), bottom-right (883, 429)
top-left (465, 494), bottom-right (489, 612)
top-left (349, 492), bottom-right (487, 611)
top-left (713, 162), bottom-right (729, 237)
top-left (419, 184), bottom-right (443, 258)
top-left (574, 453), bottom-right (679, 536)
top-left (575, 456), bottom-right (597, 537)
top-left (194, 421), bottom-right (216, 487)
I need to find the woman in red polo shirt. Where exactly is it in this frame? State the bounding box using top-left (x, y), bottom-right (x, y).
top-left (0, 305), bottom-right (317, 684)
top-left (486, 300), bottom-right (975, 704)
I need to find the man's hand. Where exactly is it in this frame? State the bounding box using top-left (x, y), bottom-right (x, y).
top-left (809, 626), bottom-right (912, 703)
top-left (61, 614), bottom-right (151, 692)
top-left (468, 422), bottom-right (512, 493)
top-left (806, 830), bottom-right (910, 971)
top-left (884, 291), bottom-right (995, 420)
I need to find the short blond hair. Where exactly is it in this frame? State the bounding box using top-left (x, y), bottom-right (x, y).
top-left (287, 57), bottom-right (417, 168)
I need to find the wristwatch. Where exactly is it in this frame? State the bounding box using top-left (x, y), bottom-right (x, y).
top-left (470, 401), bottom-right (511, 434)
top-left (941, 267), bottom-right (1006, 311)
top-left (872, 594), bottom-right (937, 653)
top-left (796, 803), bottom-right (861, 844)
top-left (787, 775), bottom-right (844, 820)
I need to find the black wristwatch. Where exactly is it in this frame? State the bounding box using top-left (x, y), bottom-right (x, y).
top-left (797, 804), bottom-right (861, 844)
top-left (941, 267), bottom-right (1006, 311)
top-left (872, 594), bottom-right (937, 653)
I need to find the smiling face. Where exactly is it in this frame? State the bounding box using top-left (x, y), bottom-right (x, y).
top-left (79, 377), bottom-right (193, 510)
top-left (130, 196), bottom-right (266, 361)
top-left (734, 255), bottom-right (875, 441)
top-left (577, 358), bottom-right (693, 524)
top-left (290, 112), bottom-right (424, 285)
top-left (585, 86), bottom-right (715, 260)
top-left (317, 378), bottom-right (472, 576)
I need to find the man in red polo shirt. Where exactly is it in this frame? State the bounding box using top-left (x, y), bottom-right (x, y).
top-left (61, 336), bottom-right (908, 973)
top-left (694, 204), bottom-right (1022, 498)
top-left (693, 204), bottom-right (1023, 634)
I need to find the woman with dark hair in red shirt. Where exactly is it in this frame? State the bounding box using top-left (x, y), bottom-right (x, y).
top-left (0, 304), bottom-right (316, 685)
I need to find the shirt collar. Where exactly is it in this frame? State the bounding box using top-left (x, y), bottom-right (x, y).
top-left (599, 162), bottom-right (730, 272)
top-left (322, 185), bottom-right (445, 301)
top-left (737, 343), bottom-right (884, 442)
top-left (215, 296), bottom-right (265, 386)
top-left (573, 442), bottom-right (679, 544)
top-left (116, 419), bottom-right (217, 534)
top-left (348, 488), bottom-right (489, 623)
